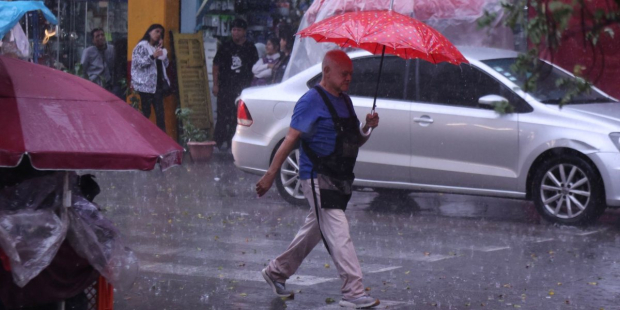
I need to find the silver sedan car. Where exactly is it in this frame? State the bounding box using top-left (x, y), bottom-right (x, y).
top-left (232, 47), bottom-right (619, 225)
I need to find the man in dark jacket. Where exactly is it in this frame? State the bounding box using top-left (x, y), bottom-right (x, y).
top-left (212, 18), bottom-right (258, 150)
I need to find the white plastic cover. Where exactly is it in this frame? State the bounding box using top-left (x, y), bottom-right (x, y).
top-left (284, 0), bottom-right (514, 80)
top-left (0, 172), bottom-right (138, 289)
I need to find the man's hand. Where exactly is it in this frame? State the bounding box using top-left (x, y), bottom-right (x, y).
top-left (256, 171), bottom-right (276, 197)
top-left (212, 84), bottom-right (219, 97)
top-left (363, 112), bottom-right (380, 133)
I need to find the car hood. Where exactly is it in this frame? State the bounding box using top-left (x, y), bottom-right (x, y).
top-left (563, 103), bottom-right (620, 125)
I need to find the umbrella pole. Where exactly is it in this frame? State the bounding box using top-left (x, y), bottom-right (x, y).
top-left (63, 171), bottom-right (71, 208)
top-left (371, 46), bottom-right (386, 113)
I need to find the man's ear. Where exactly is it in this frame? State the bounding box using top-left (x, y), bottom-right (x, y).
top-left (323, 65), bottom-right (330, 76)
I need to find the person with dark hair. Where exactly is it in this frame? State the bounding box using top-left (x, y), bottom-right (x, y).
top-left (271, 28), bottom-right (294, 84)
top-left (81, 28), bottom-right (115, 91)
top-left (251, 36), bottom-right (280, 86)
top-left (212, 18), bottom-right (258, 150)
top-left (131, 24), bottom-right (171, 132)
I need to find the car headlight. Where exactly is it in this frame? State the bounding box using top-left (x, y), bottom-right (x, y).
top-left (609, 133), bottom-right (620, 151)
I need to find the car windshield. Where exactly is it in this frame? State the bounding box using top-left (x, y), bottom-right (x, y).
top-left (481, 58), bottom-right (616, 105)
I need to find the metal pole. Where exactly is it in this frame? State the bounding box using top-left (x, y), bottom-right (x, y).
top-left (84, 1), bottom-right (88, 47)
top-left (389, 0), bottom-right (394, 11)
top-left (56, 0), bottom-right (60, 68)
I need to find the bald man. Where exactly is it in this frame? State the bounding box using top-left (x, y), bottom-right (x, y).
top-left (256, 50), bottom-right (380, 308)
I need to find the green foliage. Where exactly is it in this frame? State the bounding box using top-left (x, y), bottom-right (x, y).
top-left (494, 99), bottom-right (516, 114)
top-left (175, 108), bottom-right (210, 145)
top-left (479, 0), bottom-right (620, 108)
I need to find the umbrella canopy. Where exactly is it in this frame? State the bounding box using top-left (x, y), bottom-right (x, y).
top-left (0, 56), bottom-right (183, 171)
top-left (297, 10), bottom-right (468, 65)
top-left (297, 9), bottom-right (468, 112)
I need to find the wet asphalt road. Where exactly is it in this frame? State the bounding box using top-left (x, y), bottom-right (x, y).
top-left (92, 151), bottom-right (620, 310)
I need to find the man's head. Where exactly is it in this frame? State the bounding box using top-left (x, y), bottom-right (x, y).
top-left (231, 18), bottom-right (248, 44)
top-left (321, 50), bottom-right (353, 94)
top-left (91, 28), bottom-right (106, 49)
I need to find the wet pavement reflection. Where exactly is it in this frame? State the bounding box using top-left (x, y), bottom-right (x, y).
top-left (92, 152), bottom-right (620, 309)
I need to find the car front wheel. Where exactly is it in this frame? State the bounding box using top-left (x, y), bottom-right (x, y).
top-left (275, 148), bottom-right (307, 205)
top-left (532, 156), bottom-right (606, 225)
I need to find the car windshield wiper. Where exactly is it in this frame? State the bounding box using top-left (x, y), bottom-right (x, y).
top-left (540, 97), bottom-right (616, 104)
top-left (575, 97), bottom-right (617, 104)
top-left (540, 98), bottom-right (563, 104)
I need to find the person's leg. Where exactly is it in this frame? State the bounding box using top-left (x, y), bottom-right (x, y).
top-left (222, 91), bottom-right (240, 147)
top-left (265, 180), bottom-right (323, 283)
top-left (139, 92), bottom-right (153, 119)
top-left (152, 90), bottom-right (166, 132)
top-left (213, 93), bottom-right (231, 147)
top-left (315, 181), bottom-right (365, 300)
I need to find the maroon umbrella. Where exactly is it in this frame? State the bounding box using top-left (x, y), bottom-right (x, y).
top-left (0, 56), bottom-right (183, 171)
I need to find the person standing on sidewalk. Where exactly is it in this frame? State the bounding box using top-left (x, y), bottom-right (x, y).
top-left (212, 18), bottom-right (258, 150)
top-left (81, 28), bottom-right (115, 91)
top-left (131, 24), bottom-right (171, 132)
top-left (255, 50), bottom-right (380, 309)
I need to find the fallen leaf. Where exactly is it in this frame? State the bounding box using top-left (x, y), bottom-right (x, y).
top-left (365, 287), bottom-right (371, 291)
top-left (240, 293), bottom-right (247, 297)
top-left (503, 284), bottom-right (512, 288)
top-left (325, 297), bottom-right (335, 304)
top-left (424, 252), bottom-right (431, 256)
top-left (405, 270), bottom-right (410, 275)
top-left (324, 263), bottom-right (330, 268)
top-left (588, 282), bottom-right (598, 286)
top-left (549, 289), bottom-right (555, 296)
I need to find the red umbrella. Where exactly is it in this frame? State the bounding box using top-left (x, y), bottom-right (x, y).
top-left (0, 56), bottom-right (183, 171)
top-left (297, 5), bottom-right (468, 112)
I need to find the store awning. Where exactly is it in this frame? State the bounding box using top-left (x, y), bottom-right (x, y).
top-left (0, 1), bottom-right (58, 39)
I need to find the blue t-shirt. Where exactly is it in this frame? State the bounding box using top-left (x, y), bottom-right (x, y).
top-left (290, 87), bottom-right (359, 180)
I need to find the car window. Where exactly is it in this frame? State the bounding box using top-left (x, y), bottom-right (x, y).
top-left (306, 56), bottom-right (408, 100)
top-left (348, 56), bottom-right (407, 100)
top-left (407, 60), bottom-right (531, 112)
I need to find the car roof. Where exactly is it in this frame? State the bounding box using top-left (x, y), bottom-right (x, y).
top-left (346, 46), bottom-right (519, 62)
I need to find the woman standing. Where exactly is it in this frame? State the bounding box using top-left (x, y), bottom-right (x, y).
top-left (251, 37), bottom-right (280, 86)
top-left (271, 31), bottom-right (294, 84)
top-left (131, 24), bottom-right (171, 132)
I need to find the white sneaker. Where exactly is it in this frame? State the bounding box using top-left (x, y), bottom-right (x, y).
top-left (261, 268), bottom-right (294, 298)
top-left (339, 295), bottom-right (380, 308)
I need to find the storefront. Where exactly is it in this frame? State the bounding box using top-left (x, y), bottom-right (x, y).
top-left (9, 0), bottom-right (127, 74)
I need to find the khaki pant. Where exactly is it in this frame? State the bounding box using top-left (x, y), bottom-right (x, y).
top-left (265, 179), bottom-right (365, 299)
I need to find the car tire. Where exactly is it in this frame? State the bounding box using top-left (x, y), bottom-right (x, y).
top-left (275, 148), bottom-right (307, 206)
top-left (532, 155), bottom-right (606, 225)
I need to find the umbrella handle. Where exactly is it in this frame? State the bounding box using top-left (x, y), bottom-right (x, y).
top-left (360, 112), bottom-right (373, 136)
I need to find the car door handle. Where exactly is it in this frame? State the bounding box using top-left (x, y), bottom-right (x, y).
top-left (414, 116), bottom-right (434, 124)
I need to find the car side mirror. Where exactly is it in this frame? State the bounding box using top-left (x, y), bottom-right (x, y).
top-left (478, 95), bottom-right (508, 107)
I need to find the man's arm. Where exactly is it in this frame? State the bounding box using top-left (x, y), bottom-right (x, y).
top-left (80, 49), bottom-right (91, 80)
top-left (256, 128), bottom-right (302, 197)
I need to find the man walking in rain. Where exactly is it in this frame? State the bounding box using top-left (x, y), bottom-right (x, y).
top-left (256, 50), bottom-right (380, 309)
